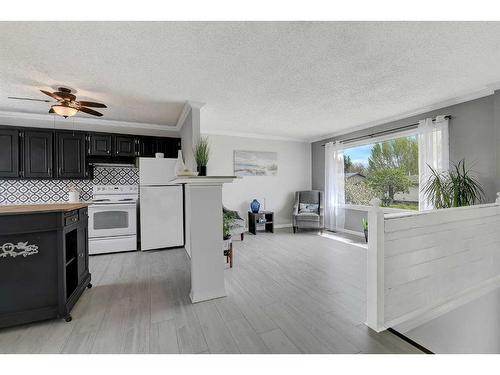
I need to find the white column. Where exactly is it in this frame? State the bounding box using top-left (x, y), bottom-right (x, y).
top-left (366, 198), bottom-right (386, 332)
top-left (173, 176), bottom-right (235, 303)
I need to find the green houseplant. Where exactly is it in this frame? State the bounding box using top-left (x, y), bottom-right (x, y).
top-left (361, 218), bottom-right (368, 243)
top-left (223, 212), bottom-right (236, 241)
top-left (422, 159), bottom-right (485, 209)
top-left (194, 137), bottom-right (210, 176)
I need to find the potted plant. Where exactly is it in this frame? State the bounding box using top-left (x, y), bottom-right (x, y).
top-left (361, 217), bottom-right (368, 243)
top-left (194, 137), bottom-right (210, 176)
top-left (223, 212), bottom-right (236, 250)
top-left (422, 159), bottom-right (485, 208)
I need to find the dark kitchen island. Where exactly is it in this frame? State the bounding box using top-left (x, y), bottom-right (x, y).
top-left (0, 203), bottom-right (91, 329)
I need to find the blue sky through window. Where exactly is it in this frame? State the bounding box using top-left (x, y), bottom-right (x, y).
top-left (344, 144), bottom-right (374, 166)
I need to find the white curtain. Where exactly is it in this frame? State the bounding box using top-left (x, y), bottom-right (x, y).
top-left (418, 115), bottom-right (449, 210)
top-left (325, 141), bottom-right (345, 230)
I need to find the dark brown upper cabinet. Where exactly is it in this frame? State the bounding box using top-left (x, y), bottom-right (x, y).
top-left (138, 137), bottom-right (156, 157)
top-left (156, 137), bottom-right (181, 158)
top-left (88, 134), bottom-right (112, 156)
top-left (0, 128), bottom-right (20, 178)
top-left (114, 135), bottom-right (136, 157)
top-left (0, 124), bottom-right (181, 180)
top-left (56, 132), bottom-right (87, 179)
top-left (23, 130), bottom-right (53, 178)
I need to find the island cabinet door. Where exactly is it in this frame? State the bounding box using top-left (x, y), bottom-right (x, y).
top-left (77, 224), bottom-right (89, 283)
top-left (0, 225), bottom-right (59, 326)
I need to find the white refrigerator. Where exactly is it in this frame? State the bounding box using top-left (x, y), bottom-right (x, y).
top-left (138, 157), bottom-right (184, 251)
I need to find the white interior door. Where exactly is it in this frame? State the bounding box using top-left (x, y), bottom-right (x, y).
top-left (140, 185), bottom-right (184, 251)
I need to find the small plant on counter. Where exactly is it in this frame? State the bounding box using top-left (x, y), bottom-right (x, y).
top-left (194, 137), bottom-right (210, 176)
top-left (362, 217), bottom-right (368, 243)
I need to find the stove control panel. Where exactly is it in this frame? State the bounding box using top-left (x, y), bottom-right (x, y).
top-left (93, 185), bottom-right (139, 195)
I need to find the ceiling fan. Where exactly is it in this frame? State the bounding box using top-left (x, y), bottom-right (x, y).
top-left (8, 87), bottom-right (107, 118)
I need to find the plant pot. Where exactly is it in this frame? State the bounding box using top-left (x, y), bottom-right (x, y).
top-left (197, 165), bottom-right (207, 176)
top-left (364, 229), bottom-right (368, 243)
top-left (223, 237), bottom-right (232, 252)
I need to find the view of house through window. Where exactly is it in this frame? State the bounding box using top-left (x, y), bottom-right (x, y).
top-left (344, 134), bottom-right (419, 210)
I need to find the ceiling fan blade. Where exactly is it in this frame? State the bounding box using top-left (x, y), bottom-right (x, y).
top-left (55, 91), bottom-right (76, 101)
top-left (8, 96), bottom-right (52, 102)
top-left (78, 101), bottom-right (107, 108)
top-left (40, 90), bottom-right (63, 101)
top-left (79, 107), bottom-right (103, 117)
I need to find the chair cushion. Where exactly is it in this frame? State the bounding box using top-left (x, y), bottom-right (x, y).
top-left (299, 203), bottom-right (319, 213)
top-left (295, 212), bottom-right (320, 222)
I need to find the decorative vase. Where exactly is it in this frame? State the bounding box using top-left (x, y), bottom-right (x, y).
top-left (250, 199), bottom-right (260, 213)
top-left (197, 165), bottom-right (207, 176)
top-left (364, 229), bottom-right (368, 243)
top-left (175, 150), bottom-right (185, 176)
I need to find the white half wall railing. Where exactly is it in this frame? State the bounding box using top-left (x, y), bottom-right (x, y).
top-left (366, 196), bottom-right (500, 333)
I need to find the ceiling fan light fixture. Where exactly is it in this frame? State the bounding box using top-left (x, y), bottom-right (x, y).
top-left (51, 104), bottom-right (78, 118)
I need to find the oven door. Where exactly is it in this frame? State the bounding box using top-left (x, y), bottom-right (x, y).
top-left (88, 203), bottom-right (137, 238)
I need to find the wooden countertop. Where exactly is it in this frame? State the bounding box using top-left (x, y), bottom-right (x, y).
top-left (0, 203), bottom-right (90, 215)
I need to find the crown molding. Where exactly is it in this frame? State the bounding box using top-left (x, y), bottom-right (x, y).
top-left (175, 101), bottom-right (206, 130)
top-left (0, 110), bottom-right (180, 132)
top-left (187, 100), bottom-right (205, 110)
top-left (201, 129), bottom-right (308, 143)
top-left (175, 102), bottom-right (191, 129)
top-left (308, 86), bottom-right (495, 143)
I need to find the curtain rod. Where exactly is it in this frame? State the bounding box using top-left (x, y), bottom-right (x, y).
top-left (321, 115), bottom-right (452, 147)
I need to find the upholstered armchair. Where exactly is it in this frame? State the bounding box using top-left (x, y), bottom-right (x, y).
top-left (223, 206), bottom-right (246, 240)
top-left (292, 190), bottom-right (325, 233)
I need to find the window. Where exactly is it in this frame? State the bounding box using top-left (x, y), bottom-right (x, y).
top-left (344, 134), bottom-right (419, 210)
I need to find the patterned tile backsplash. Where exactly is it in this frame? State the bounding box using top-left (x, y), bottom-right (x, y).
top-left (0, 166), bottom-right (139, 205)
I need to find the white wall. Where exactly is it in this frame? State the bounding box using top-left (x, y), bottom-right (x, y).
top-left (204, 134), bottom-right (311, 227)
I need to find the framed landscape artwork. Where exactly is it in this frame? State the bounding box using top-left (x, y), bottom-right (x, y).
top-left (234, 150), bottom-right (278, 176)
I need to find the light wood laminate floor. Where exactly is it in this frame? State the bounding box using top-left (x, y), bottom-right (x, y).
top-left (0, 230), bottom-right (421, 354)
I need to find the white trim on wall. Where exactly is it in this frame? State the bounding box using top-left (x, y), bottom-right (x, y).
top-left (202, 129), bottom-right (308, 143)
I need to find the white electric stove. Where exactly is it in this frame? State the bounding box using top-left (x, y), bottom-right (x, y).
top-left (88, 185), bottom-right (138, 255)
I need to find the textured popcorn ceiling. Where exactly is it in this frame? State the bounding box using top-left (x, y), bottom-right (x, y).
top-left (1, 22), bottom-right (500, 140)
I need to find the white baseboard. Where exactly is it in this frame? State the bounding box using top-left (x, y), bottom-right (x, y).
top-left (332, 227), bottom-right (365, 238)
top-left (244, 223), bottom-right (292, 231)
top-left (275, 223), bottom-right (292, 229)
top-left (389, 275), bottom-right (500, 333)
